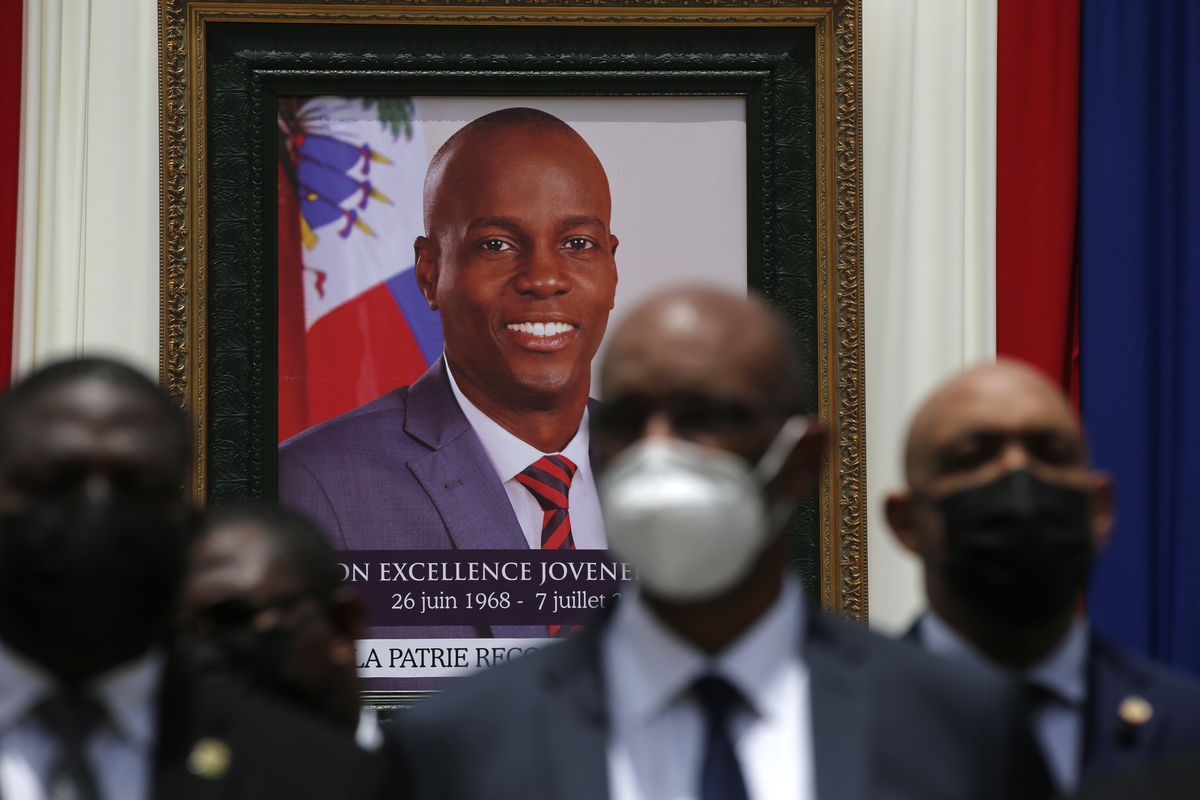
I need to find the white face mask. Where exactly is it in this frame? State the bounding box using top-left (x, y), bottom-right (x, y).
top-left (599, 416), bottom-right (809, 602)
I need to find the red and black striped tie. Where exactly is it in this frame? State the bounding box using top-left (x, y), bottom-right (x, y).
top-left (516, 455), bottom-right (579, 637)
top-left (515, 454), bottom-right (578, 551)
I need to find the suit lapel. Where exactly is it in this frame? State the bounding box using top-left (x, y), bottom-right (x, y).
top-left (1082, 639), bottom-right (1158, 779)
top-left (405, 361), bottom-right (551, 638)
top-left (534, 626), bottom-right (610, 800)
top-left (806, 613), bottom-right (871, 800)
top-left (151, 659), bottom-right (230, 800)
top-left (404, 361), bottom-right (528, 551)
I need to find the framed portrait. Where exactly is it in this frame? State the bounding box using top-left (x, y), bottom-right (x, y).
top-left (160, 0), bottom-right (864, 703)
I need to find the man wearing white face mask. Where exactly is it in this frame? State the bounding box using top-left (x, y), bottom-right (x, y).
top-left (391, 287), bottom-right (1050, 800)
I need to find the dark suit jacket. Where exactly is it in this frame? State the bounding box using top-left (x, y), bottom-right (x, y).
top-left (1081, 637), bottom-right (1200, 782)
top-left (392, 602), bottom-right (1049, 800)
top-left (280, 359), bottom-right (583, 640)
top-left (1069, 740), bottom-right (1200, 800)
top-left (113, 657), bottom-right (387, 800)
top-left (905, 620), bottom-right (1200, 787)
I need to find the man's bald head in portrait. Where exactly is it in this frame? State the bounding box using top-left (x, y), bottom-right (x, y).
top-left (415, 107), bottom-right (619, 453)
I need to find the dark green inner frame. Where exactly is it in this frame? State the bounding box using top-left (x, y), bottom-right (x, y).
top-left (203, 22), bottom-right (819, 601)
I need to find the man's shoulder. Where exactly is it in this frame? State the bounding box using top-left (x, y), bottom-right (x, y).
top-left (812, 611), bottom-right (1019, 700)
top-left (280, 388), bottom-right (414, 455)
top-left (1091, 633), bottom-right (1200, 707)
top-left (403, 638), bottom-right (577, 728)
top-left (157, 670), bottom-right (389, 799)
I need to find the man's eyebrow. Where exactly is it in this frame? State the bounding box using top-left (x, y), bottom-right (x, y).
top-left (464, 215), bottom-right (608, 232)
top-left (559, 215), bottom-right (607, 230)
top-left (465, 216), bottom-right (523, 232)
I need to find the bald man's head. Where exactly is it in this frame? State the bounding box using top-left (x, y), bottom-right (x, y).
top-left (885, 359), bottom-right (1114, 642)
top-left (593, 287), bottom-right (824, 631)
top-left (595, 286), bottom-right (818, 478)
top-left (602, 287), bottom-right (807, 418)
top-left (422, 108), bottom-right (603, 233)
top-left (413, 108), bottom-right (619, 438)
top-left (902, 360), bottom-right (1088, 489)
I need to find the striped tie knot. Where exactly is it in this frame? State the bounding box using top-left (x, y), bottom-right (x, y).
top-left (515, 455), bottom-right (577, 511)
top-left (516, 454), bottom-right (578, 551)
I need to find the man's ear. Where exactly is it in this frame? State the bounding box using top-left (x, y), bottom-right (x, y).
top-left (884, 490), bottom-right (921, 555)
top-left (776, 420), bottom-right (827, 498)
top-left (414, 235), bottom-right (439, 310)
top-left (1089, 471), bottom-right (1115, 552)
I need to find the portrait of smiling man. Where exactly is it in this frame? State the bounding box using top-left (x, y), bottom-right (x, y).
top-left (279, 107), bottom-right (618, 560)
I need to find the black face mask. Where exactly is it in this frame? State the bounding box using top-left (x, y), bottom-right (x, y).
top-left (0, 498), bottom-right (188, 682)
top-left (181, 595), bottom-right (324, 710)
top-left (184, 625), bottom-right (302, 697)
top-left (935, 469), bottom-right (1094, 624)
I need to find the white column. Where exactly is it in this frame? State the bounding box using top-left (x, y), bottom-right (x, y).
top-left (863, 0), bottom-right (998, 631)
top-left (15, 0), bottom-right (159, 379)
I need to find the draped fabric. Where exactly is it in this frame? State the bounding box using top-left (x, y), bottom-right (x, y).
top-left (15, 0), bottom-right (159, 376)
top-left (0, 0), bottom-right (22, 386)
top-left (995, 0), bottom-right (1081, 400)
top-left (863, 0), bottom-right (998, 630)
top-left (1080, 0), bottom-right (1200, 671)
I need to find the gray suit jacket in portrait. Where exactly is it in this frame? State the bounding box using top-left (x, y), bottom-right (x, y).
top-left (279, 358), bottom-right (531, 553)
top-left (278, 359), bottom-right (596, 640)
top-left (391, 601), bottom-right (1052, 800)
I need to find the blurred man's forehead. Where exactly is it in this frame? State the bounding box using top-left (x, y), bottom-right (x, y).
top-left (1, 378), bottom-right (182, 471)
top-left (907, 366), bottom-right (1084, 475)
top-left (190, 526), bottom-right (287, 593)
top-left (603, 308), bottom-right (782, 402)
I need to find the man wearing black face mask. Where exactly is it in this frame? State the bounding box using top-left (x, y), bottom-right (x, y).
top-left (0, 358), bottom-right (391, 800)
top-left (393, 288), bottom-right (1049, 800)
top-left (179, 504), bottom-right (377, 747)
top-left (886, 360), bottom-right (1200, 795)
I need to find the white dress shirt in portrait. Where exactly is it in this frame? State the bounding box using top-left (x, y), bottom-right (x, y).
top-left (445, 357), bottom-right (605, 549)
top-left (602, 581), bottom-right (814, 800)
top-left (0, 640), bottom-right (164, 800)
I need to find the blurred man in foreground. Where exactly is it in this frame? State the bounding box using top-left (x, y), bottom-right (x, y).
top-left (393, 287), bottom-right (1048, 800)
top-left (179, 504), bottom-right (380, 749)
top-left (0, 358), bottom-right (387, 799)
top-left (887, 360), bottom-right (1200, 794)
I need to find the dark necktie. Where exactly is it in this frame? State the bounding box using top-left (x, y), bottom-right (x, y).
top-left (1022, 681), bottom-right (1070, 793)
top-left (36, 690), bottom-right (105, 800)
top-left (516, 454), bottom-right (578, 551)
top-left (693, 674), bottom-right (751, 800)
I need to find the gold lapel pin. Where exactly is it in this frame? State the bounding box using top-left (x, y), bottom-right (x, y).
top-left (1118, 695), bottom-right (1153, 727)
top-left (187, 737), bottom-right (232, 780)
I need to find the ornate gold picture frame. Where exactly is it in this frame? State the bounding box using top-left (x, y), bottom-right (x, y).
top-left (158, 0), bottom-right (866, 621)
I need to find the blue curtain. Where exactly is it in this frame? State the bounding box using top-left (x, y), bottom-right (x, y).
top-left (1081, 0), bottom-right (1200, 671)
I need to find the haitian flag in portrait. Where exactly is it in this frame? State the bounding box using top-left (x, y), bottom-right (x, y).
top-left (277, 96), bottom-right (442, 442)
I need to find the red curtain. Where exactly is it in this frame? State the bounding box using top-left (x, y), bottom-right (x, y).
top-left (0, 0), bottom-right (23, 388)
top-left (996, 0), bottom-right (1081, 404)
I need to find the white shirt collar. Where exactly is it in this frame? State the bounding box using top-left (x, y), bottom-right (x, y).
top-left (444, 355), bottom-right (591, 480)
top-left (607, 579), bottom-right (804, 727)
top-left (0, 639), bottom-right (163, 747)
top-left (92, 650), bottom-right (165, 747)
top-left (919, 612), bottom-right (1089, 706)
top-left (0, 640), bottom-right (52, 732)
top-left (355, 707), bottom-right (383, 751)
